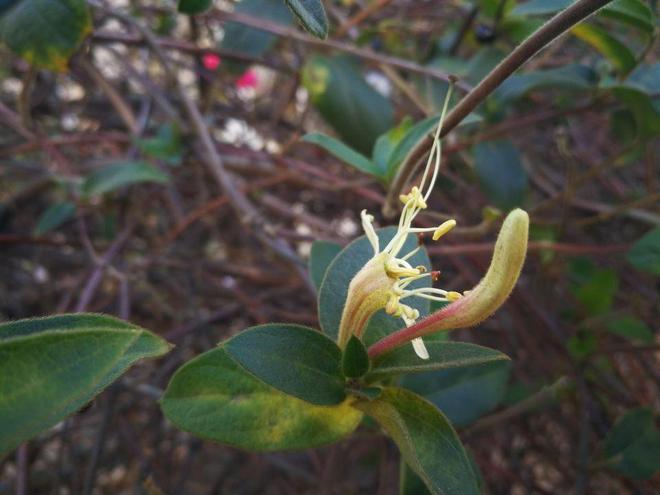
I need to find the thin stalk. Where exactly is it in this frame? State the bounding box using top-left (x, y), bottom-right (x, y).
top-left (383, 0), bottom-right (616, 217)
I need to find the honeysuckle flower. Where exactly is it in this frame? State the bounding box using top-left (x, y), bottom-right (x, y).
top-left (367, 208), bottom-right (529, 359)
top-left (337, 92), bottom-right (459, 358)
top-left (336, 88), bottom-right (529, 361)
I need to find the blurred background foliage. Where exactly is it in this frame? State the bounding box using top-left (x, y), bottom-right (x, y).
top-left (0, 0), bottom-right (658, 493)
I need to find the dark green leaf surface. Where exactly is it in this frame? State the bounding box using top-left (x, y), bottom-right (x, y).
top-left (369, 341), bottom-right (509, 381)
top-left (284, 0), bottom-right (328, 38)
top-left (225, 324), bottom-right (345, 405)
top-left (600, 0), bottom-right (654, 34)
top-left (220, 0), bottom-right (293, 70)
top-left (472, 140), bottom-right (528, 210)
top-left (0, 0), bottom-right (91, 70)
top-left (605, 316), bottom-right (653, 344)
top-left (372, 117), bottom-right (412, 178)
top-left (302, 55), bottom-right (394, 155)
top-left (309, 240), bottom-right (342, 291)
top-left (402, 361), bottom-right (511, 427)
top-left (177, 0), bottom-right (212, 14)
top-left (0, 314), bottom-right (170, 455)
top-left (627, 227), bottom-right (660, 275)
top-left (604, 408), bottom-right (660, 480)
top-left (572, 24), bottom-right (636, 75)
top-left (33, 202), bottom-right (75, 236)
top-left (342, 335), bottom-right (370, 378)
top-left (302, 133), bottom-right (378, 177)
top-left (495, 64), bottom-right (597, 103)
top-left (355, 387), bottom-right (479, 495)
top-left (161, 347), bottom-right (362, 451)
top-left (569, 259), bottom-right (619, 315)
top-left (510, 0), bottom-right (571, 17)
top-left (318, 227), bottom-right (431, 344)
top-left (81, 161), bottom-right (170, 197)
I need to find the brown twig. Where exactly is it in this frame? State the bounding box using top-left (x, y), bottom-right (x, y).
top-left (210, 9), bottom-right (469, 90)
top-left (382, 0), bottom-right (616, 217)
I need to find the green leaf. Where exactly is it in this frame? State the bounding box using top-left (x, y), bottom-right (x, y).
top-left (318, 227), bottom-right (431, 344)
top-left (355, 387), bottom-right (479, 495)
top-left (33, 201), bottom-right (75, 236)
top-left (0, 0), bottom-right (91, 70)
top-left (569, 259), bottom-right (619, 315)
top-left (510, 0), bottom-right (572, 16)
top-left (302, 55), bottom-right (394, 155)
top-left (177, 0), bottom-right (212, 14)
top-left (604, 408), bottom-right (660, 480)
top-left (494, 64), bottom-right (597, 104)
top-left (472, 140), bottom-right (528, 210)
top-left (81, 161), bottom-right (170, 197)
top-left (342, 335), bottom-right (369, 378)
top-left (386, 115), bottom-right (438, 182)
top-left (627, 227), bottom-right (660, 275)
top-left (302, 133), bottom-right (379, 178)
top-left (385, 113), bottom-right (481, 182)
top-left (372, 117), bottom-right (413, 177)
top-left (600, 0), bottom-right (654, 35)
top-left (400, 461), bottom-right (432, 495)
top-left (161, 347), bottom-right (362, 451)
top-left (572, 23), bottom-right (636, 74)
top-left (220, 0), bottom-right (293, 70)
top-left (284, 0), bottom-right (328, 39)
top-left (309, 240), bottom-right (342, 291)
top-left (0, 314), bottom-right (170, 455)
top-left (368, 341), bottom-right (510, 381)
top-left (605, 316), bottom-right (653, 344)
top-left (137, 123), bottom-right (183, 166)
top-left (225, 324), bottom-right (345, 405)
top-left (401, 361), bottom-right (511, 427)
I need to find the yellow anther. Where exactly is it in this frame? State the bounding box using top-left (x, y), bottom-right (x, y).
top-left (399, 187), bottom-right (427, 209)
top-left (385, 294), bottom-right (400, 315)
top-left (385, 260), bottom-right (421, 278)
top-left (446, 291), bottom-right (463, 301)
top-left (432, 219), bottom-right (457, 241)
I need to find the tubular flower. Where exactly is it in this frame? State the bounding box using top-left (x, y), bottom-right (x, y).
top-left (367, 208), bottom-right (529, 359)
top-left (337, 92), bottom-right (459, 358)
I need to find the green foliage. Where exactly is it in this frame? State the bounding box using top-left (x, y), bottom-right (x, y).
top-left (33, 202), bottom-right (76, 236)
top-left (308, 239), bottom-right (342, 291)
top-left (220, 0), bottom-right (293, 68)
top-left (600, 0), bottom-right (655, 34)
top-left (569, 258), bottom-right (619, 315)
top-left (342, 335), bottom-right (370, 378)
top-left (605, 316), bottom-right (653, 344)
top-left (318, 227), bottom-right (430, 343)
top-left (283, 0), bottom-right (328, 39)
top-left (225, 324), bottom-right (346, 405)
top-left (402, 361), bottom-right (511, 427)
top-left (368, 341), bottom-right (510, 381)
top-left (0, 314), bottom-right (170, 455)
top-left (137, 123), bottom-right (183, 166)
top-left (355, 387), bottom-right (480, 495)
top-left (0, 0), bottom-right (91, 70)
top-left (627, 227), bottom-right (660, 275)
top-left (302, 133), bottom-right (379, 178)
top-left (603, 408), bottom-right (660, 480)
top-left (302, 55), bottom-right (394, 155)
top-left (177, 0), bottom-right (213, 15)
top-left (494, 64), bottom-right (597, 104)
top-left (161, 347), bottom-right (363, 451)
top-left (572, 24), bottom-right (636, 75)
top-left (472, 140), bottom-right (528, 210)
top-left (81, 161), bottom-right (170, 198)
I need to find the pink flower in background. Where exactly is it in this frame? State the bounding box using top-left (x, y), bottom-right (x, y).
top-left (236, 69), bottom-right (258, 89)
top-left (202, 53), bottom-right (221, 71)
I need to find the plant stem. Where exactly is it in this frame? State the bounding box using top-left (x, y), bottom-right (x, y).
top-left (383, 0), bottom-right (616, 217)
